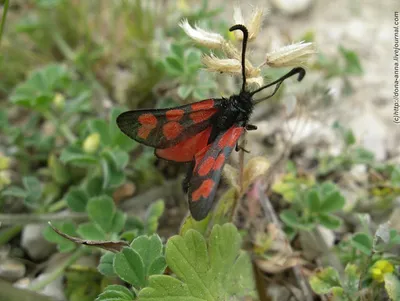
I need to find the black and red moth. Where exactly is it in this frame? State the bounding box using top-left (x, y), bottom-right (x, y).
top-left (117, 24), bottom-right (306, 221)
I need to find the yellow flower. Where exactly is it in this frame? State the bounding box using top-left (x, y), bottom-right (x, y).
top-left (370, 260), bottom-right (394, 283)
top-left (83, 133), bottom-right (101, 154)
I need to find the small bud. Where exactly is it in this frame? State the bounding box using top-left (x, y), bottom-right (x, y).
top-left (243, 156), bottom-right (270, 190)
top-left (246, 76), bottom-right (264, 87)
top-left (265, 41), bottom-right (316, 67)
top-left (177, 0), bottom-right (189, 13)
top-left (0, 155), bottom-right (11, 170)
top-left (83, 133), bottom-right (101, 154)
top-left (201, 55), bottom-right (241, 74)
top-left (0, 171), bottom-right (11, 190)
top-left (53, 93), bottom-right (65, 110)
top-left (179, 19), bottom-right (225, 49)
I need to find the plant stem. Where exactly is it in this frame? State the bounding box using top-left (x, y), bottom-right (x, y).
top-left (0, 212), bottom-right (88, 225)
top-left (230, 133), bottom-right (247, 221)
top-left (0, 0), bottom-right (10, 47)
top-left (0, 225), bottom-right (23, 245)
top-left (60, 124), bottom-right (77, 144)
top-left (47, 199), bottom-right (67, 213)
top-left (28, 247), bottom-right (85, 291)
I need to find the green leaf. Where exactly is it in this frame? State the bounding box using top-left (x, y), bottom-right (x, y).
top-left (391, 167), bottom-right (400, 186)
top-left (351, 147), bottom-right (374, 164)
top-left (110, 108), bottom-right (137, 152)
top-left (148, 256), bottom-right (167, 276)
top-left (98, 253), bottom-right (116, 277)
top-left (96, 285), bottom-right (134, 301)
top-left (110, 211), bottom-right (127, 234)
top-left (77, 223), bottom-right (106, 240)
top-left (309, 267), bottom-right (341, 294)
top-left (60, 145), bottom-right (98, 166)
top-left (22, 176), bottom-right (42, 208)
top-left (384, 273), bottom-right (400, 301)
top-left (103, 149), bottom-right (129, 170)
top-left (48, 154), bottom-right (70, 184)
top-left (185, 49), bottom-right (201, 68)
top-left (139, 223), bottom-right (254, 300)
top-left (145, 200), bottom-right (165, 234)
top-left (306, 189), bottom-right (320, 212)
top-left (130, 234), bottom-right (165, 277)
top-left (1, 186), bottom-right (27, 198)
top-left (350, 233), bottom-right (373, 255)
top-left (89, 119), bottom-right (112, 146)
top-left (114, 247), bottom-right (146, 288)
top-left (389, 229), bottom-right (400, 245)
top-left (85, 177), bottom-right (104, 197)
top-left (87, 196), bottom-right (116, 232)
top-left (280, 209), bottom-right (315, 230)
top-left (320, 182), bottom-right (337, 196)
top-left (177, 85), bottom-right (193, 100)
top-left (319, 191), bottom-right (345, 213)
top-left (180, 215), bottom-right (210, 236)
top-left (65, 187), bottom-right (88, 212)
top-left (10, 64), bottom-right (69, 110)
top-left (170, 44), bottom-right (184, 59)
top-left (318, 213), bottom-right (342, 229)
top-left (43, 221), bottom-right (77, 252)
top-left (343, 264), bottom-right (360, 295)
top-left (339, 45), bottom-right (363, 75)
top-left (164, 57), bottom-right (184, 75)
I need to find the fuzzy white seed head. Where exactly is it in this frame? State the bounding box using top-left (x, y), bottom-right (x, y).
top-left (179, 19), bottom-right (225, 48)
top-left (201, 55), bottom-right (242, 74)
top-left (233, 7), bottom-right (264, 41)
top-left (248, 8), bottom-right (264, 40)
top-left (265, 41), bottom-right (316, 67)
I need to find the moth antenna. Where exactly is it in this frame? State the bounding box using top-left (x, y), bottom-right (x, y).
top-left (229, 24), bottom-right (249, 92)
top-left (251, 67), bottom-right (306, 104)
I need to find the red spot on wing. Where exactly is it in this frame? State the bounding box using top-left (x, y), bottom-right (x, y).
top-left (192, 179), bottom-right (215, 202)
top-left (218, 127), bottom-right (243, 148)
top-left (166, 109), bottom-right (184, 121)
top-left (198, 157), bottom-right (215, 176)
top-left (191, 99), bottom-right (214, 111)
top-left (156, 127), bottom-right (212, 162)
top-left (190, 110), bottom-right (217, 124)
top-left (163, 122), bottom-right (184, 140)
top-left (138, 113), bottom-right (157, 126)
top-left (137, 113), bottom-right (158, 139)
top-left (213, 153), bottom-right (225, 171)
top-left (137, 127), bottom-right (152, 139)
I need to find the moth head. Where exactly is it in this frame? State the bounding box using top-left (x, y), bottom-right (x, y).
top-left (229, 24), bottom-right (306, 104)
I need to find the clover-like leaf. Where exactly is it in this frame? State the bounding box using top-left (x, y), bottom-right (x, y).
top-left (98, 253), bottom-right (116, 277)
top-left (113, 234), bottom-right (166, 289)
top-left (96, 285), bottom-right (135, 301)
top-left (350, 233), bottom-right (373, 256)
top-left (114, 247), bottom-right (146, 288)
top-left (87, 195), bottom-right (116, 233)
top-left (309, 267), bottom-right (342, 295)
top-left (130, 234), bottom-right (165, 277)
top-left (10, 64), bottom-right (69, 109)
top-left (138, 223), bottom-right (254, 300)
top-left (384, 273), bottom-right (400, 301)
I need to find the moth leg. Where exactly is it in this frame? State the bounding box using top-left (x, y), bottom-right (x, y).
top-left (246, 124), bottom-right (257, 131)
top-left (235, 142), bottom-right (250, 153)
top-left (182, 160), bottom-right (195, 193)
